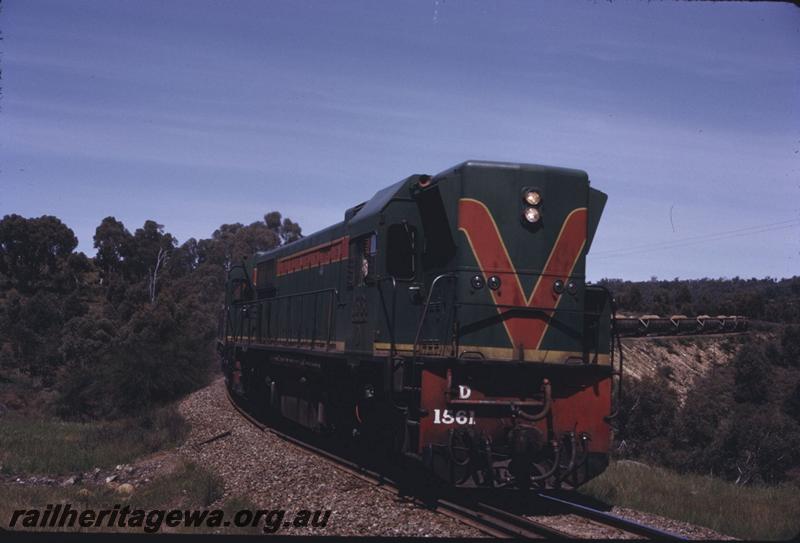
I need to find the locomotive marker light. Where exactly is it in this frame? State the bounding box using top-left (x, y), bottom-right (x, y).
top-left (524, 190), bottom-right (542, 206)
top-left (553, 279), bottom-right (565, 294)
top-left (567, 280), bottom-right (578, 295)
top-left (488, 275), bottom-right (502, 290)
top-left (471, 274), bottom-right (485, 289)
top-left (524, 207), bottom-right (541, 223)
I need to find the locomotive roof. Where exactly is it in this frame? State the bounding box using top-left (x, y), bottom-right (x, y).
top-left (253, 176), bottom-right (412, 263)
top-left (253, 221), bottom-right (344, 263)
top-left (346, 177), bottom-right (409, 232)
top-left (432, 159), bottom-right (588, 180)
top-left (252, 160), bottom-right (591, 264)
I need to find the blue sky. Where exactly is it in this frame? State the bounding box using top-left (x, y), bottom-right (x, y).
top-left (2, 1), bottom-right (798, 281)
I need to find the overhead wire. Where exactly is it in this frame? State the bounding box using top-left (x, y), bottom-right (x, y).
top-left (590, 218), bottom-right (800, 260)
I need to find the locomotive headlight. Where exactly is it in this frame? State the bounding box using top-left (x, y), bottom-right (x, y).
top-left (523, 207), bottom-right (541, 223)
top-left (524, 190), bottom-right (542, 206)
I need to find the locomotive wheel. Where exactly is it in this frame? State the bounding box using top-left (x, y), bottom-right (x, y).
top-left (449, 428), bottom-right (472, 467)
top-left (448, 428), bottom-right (473, 485)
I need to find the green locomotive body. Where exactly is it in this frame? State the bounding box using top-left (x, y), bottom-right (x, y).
top-left (220, 160), bottom-right (615, 488)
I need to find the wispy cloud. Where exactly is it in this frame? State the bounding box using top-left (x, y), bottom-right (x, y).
top-left (2, 1), bottom-right (797, 279)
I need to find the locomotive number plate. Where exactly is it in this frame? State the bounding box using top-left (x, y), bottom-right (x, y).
top-left (432, 409), bottom-right (476, 425)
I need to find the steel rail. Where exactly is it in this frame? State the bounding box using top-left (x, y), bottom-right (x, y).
top-left (466, 502), bottom-right (574, 539)
top-left (535, 492), bottom-right (688, 540)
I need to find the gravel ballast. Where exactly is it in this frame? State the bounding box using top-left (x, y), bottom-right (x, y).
top-left (177, 378), bottom-right (484, 537)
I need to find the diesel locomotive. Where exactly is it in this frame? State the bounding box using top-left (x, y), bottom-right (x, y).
top-left (219, 160), bottom-right (617, 489)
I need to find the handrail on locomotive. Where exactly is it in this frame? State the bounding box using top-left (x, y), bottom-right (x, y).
top-left (227, 284), bottom-right (341, 350)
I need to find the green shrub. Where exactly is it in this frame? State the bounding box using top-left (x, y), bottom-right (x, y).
top-left (733, 343), bottom-right (771, 404)
top-left (617, 374), bottom-right (679, 462)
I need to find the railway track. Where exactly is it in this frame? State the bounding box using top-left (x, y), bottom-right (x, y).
top-left (225, 386), bottom-right (688, 540)
top-left (534, 493), bottom-right (687, 540)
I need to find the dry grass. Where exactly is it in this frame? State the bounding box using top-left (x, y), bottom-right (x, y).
top-left (580, 460), bottom-right (800, 540)
top-left (1, 461), bottom-right (224, 533)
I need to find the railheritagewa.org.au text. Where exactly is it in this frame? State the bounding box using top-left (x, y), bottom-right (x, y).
top-left (9, 503), bottom-right (332, 533)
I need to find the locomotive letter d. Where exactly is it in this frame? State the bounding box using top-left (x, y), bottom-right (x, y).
top-left (458, 385), bottom-right (472, 399)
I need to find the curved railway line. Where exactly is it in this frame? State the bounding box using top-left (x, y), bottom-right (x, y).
top-left (225, 387), bottom-right (687, 540)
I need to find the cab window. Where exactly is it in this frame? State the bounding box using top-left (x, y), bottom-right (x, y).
top-left (350, 233), bottom-right (376, 287)
top-left (386, 224), bottom-right (416, 280)
top-left (361, 233), bottom-right (377, 285)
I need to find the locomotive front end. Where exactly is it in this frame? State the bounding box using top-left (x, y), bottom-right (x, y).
top-left (413, 162), bottom-right (613, 489)
top-left (221, 160), bottom-right (615, 493)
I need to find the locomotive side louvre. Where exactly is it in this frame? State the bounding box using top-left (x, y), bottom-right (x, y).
top-left (220, 160), bottom-right (615, 490)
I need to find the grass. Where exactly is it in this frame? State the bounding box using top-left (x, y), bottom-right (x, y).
top-left (130, 462), bottom-right (224, 509)
top-left (0, 406), bottom-right (189, 475)
top-left (580, 460), bottom-right (800, 540)
top-left (1, 461), bottom-right (225, 533)
top-left (218, 495), bottom-right (264, 534)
